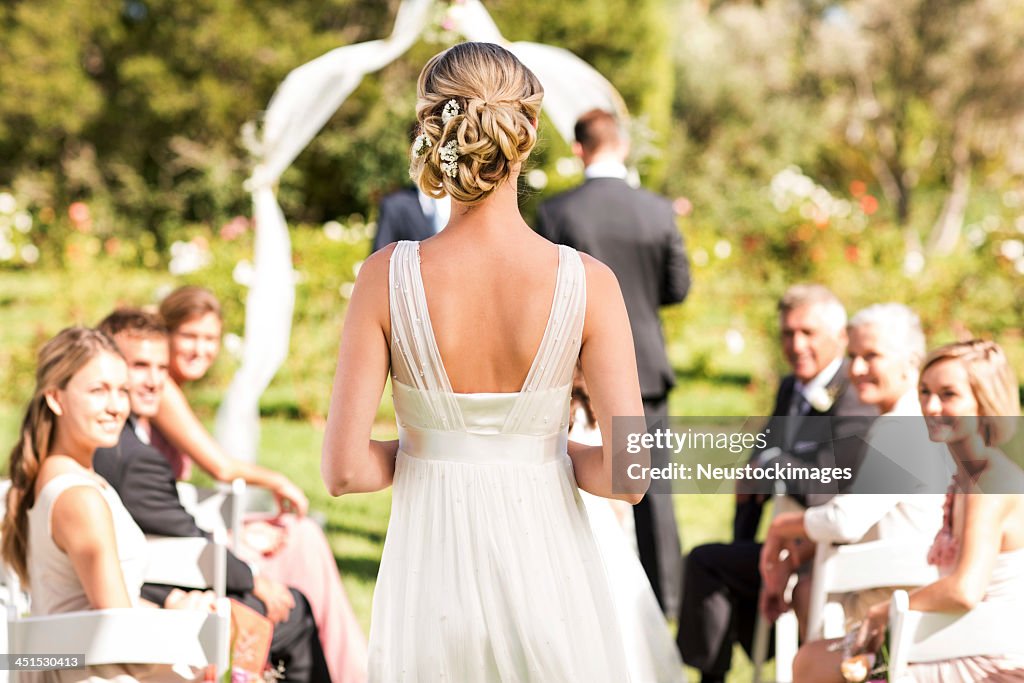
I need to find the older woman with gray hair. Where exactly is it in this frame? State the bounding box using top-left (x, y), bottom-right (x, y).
top-left (758, 303), bottom-right (948, 636)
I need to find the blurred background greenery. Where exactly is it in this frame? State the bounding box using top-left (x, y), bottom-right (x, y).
top-left (2, 0), bottom-right (1023, 679)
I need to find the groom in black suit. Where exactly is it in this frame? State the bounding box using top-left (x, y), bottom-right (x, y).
top-left (677, 285), bottom-right (876, 683)
top-left (93, 309), bottom-right (330, 683)
top-left (371, 186), bottom-right (445, 253)
top-left (535, 109), bottom-right (691, 616)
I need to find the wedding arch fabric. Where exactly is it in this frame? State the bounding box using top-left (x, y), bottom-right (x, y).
top-left (216, 0), bottom-right (630, 460)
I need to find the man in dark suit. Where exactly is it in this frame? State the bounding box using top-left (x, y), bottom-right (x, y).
top-left (94, 309), bottom-right (330, 683)
top-left (676, 285), bottom-right (876, 683)
top-left (371, 187), bottom-right (449, 253)
top-left (536, 109), bottom-right (691, 616)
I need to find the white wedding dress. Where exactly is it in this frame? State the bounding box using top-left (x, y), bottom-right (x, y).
top-left (367, 241), bottom-right (630, 682)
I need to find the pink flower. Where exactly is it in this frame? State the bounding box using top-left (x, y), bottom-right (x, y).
top-left (673, 196), bottom-right (693, 217)
top-left (220, 215), bottom-right (250, 241)
top-left (68, 202), bottom-right (92, 232)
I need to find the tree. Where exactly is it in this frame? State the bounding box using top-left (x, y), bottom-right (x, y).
top-left (810, 0), bottom-right (1024, 254)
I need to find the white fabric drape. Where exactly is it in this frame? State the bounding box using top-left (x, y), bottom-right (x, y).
top-left (219, 0), bottom-right (628, 460)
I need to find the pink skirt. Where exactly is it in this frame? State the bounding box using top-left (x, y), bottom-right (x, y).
top-left (240, 514), bottom-right (369, 683)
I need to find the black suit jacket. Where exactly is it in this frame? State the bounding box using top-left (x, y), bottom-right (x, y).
top-left (371, 187), bottom-right (436, 253)
top-left (747, 359), bottom-right (878, 496)
top-left (536, 177), bottom-right (690, 399)
top-left (94, 422), bottom-right (254, 602)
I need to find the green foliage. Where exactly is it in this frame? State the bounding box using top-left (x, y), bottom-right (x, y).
top-left (0, 0), bottom-right (672, 253)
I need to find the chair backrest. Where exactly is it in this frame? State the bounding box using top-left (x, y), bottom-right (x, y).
top-left (752, 492), bottom-right (805, 683)
top-left (145, 528), bottom-right (228, 597)
top-left (177, 479), bottom-right (245, 550)
top-left (8, 601), bottom-right (230, 682)
top-left (888, 589), bottom-right (1024, 677)
top-left (806, 538), bottom-right (939, 640)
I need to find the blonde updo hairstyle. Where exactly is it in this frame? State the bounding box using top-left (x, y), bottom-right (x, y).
top-left (410, 42), bottom-right (544, 206)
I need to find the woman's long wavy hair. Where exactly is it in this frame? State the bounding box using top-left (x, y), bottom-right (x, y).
top-left (2, 327), bottom-right (123, 585)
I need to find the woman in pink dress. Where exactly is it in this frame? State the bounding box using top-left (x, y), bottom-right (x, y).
top-left (793, 339), bottom-right (1024, 682)
top-left (151, 286), bottom-right (368, 683)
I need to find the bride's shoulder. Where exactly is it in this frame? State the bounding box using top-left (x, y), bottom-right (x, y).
top-left (348, 243), bottom-right (398, 312)
top-left (359, 243), bottom-right (399, 281)
top-left (578, 253), bottom-right (623, 298)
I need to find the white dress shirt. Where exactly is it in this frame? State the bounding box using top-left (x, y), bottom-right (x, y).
top-left (803, 389), bottom-right (947, 544)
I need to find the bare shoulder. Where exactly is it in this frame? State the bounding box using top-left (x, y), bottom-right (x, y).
top-left (348, 243), bottom-right (399, 326)
top-left (43, 462), bottom-right (110, 531)
top-left (579, 253), bottom-right (624, 302)
top-left (357, 242), bottom-right (399, 286)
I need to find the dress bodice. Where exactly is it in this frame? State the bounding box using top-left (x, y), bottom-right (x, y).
top-left (27, 471), bottom-right (148, 615)
top-left (388, 240), bottom-right (586, 461)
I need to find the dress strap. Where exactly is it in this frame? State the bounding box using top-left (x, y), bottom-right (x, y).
top-left (388, 241), bottom-right (465, 431)
top-left (503, 246), bottom-right (586, 432)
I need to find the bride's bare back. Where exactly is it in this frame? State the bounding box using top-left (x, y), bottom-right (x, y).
top-left (413, 228), bottom-right (562, 394)
top-left (321, 41), bottom-right (645, 501)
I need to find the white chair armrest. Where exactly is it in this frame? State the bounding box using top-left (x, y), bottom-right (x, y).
top-left (145, 530), bottom-right (228, 597)
top-left (888, 589), bottom-right (1024, 677)
top-left (8, 601), bottom-right (230, 671)
top-left (807, 539), bottom-right (939, 640)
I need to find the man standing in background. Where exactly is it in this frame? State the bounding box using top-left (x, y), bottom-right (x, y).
top-left (536, 109), bottom-right (691, 616)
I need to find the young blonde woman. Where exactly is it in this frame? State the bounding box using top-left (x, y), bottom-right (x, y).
top-left (3, 327), bottom-right (211, 683)
top-left (793, 339), bottom-right (1024, 681)
top-left (322, 42), bottom-right (647, 681)
top-left (151, 287), bottom-right (367, 683)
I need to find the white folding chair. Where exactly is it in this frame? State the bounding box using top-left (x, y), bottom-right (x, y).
top-left (752, 493), bottom-right (804, 683)
top-left (805, 538), bottom-right (939, 641)
top-left (888, 589), bottom-right (1024, 678)
top-left (7, 601), bottom-right (230, 683)
top-left (177, 478), bottom-right (246, 549)
top-left (145, 528), bottom-right (230, 597)
top-left (6, 530), bottom-right (232, 681)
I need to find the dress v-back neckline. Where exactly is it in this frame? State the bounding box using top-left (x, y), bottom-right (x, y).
top-left (409, 241), bottom-right (565, 397)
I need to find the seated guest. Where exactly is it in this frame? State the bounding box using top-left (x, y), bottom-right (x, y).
top-left (3, 327), bottom-right (210, 683)
top-left (149, 287), bottom-right (368, 683)
top-left (794, 339), bottom-right (1024, 681)
top-left (678, 285), bottom-right (875, 683)
top-left (734, 284), bottom-right (877, 540)
top-left (758, 304), bottom-right (946, 637)
top-left (94, 309), bottom-right (330, 683)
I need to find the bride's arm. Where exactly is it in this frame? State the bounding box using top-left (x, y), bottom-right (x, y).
top-left (322, 245), bottom-right (400, 495)
top-left (572, 256), bottom-right (648, 504)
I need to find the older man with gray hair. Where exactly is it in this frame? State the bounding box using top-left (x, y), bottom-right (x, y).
top-left (678, 284), bottom-right (876, 683)
top-left (758, 302), bottom-right (947, 638)
top-left (733, 284), bottom-right (877, 541)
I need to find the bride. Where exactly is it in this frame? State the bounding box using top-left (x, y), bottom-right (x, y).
top-left (322, 41), bottom-right (648, 681)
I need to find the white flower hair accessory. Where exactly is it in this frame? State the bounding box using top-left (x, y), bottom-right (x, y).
top-left (806, 385), bottom-right (838, 413)
top-left (412, 133), bottom-right (432, 157)
top-left (441, 99), bottom-right (460, 125)
top-left (439, 140), bottom-right (459, 178)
